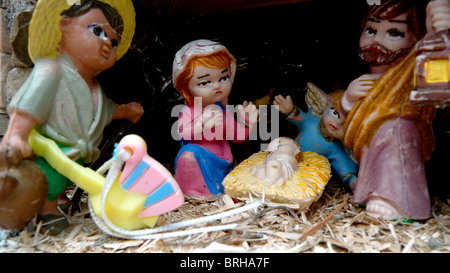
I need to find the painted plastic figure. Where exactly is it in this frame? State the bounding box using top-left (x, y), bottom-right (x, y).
top-left (26, 129), bottom-right (184, 231)
top-left (173, 39), bottom-right (258, 196)
top-left (341, 0), bottom-right (450, 220)
top-left (0, 0), bottom-right (143, 234)
top-left (274, 82), bottom-right (358, 189)
top-left (251, 137), bottom-right (303, 186)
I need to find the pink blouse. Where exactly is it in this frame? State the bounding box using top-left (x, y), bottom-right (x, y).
top-left (177, 105), bottom-right (251, 162)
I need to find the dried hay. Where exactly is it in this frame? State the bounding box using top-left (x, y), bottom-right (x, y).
top-left (0, 180), bottom-right (449, 253)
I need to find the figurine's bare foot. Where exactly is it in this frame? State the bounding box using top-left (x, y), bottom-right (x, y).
top-left (39, 199), bottom-right (62, 216)
top-left (57, 193), bottom-right (71, 205)
top-left (37, 199), bottom-right (70, 235)
top-left (366, 197), bottom-right (402, 220)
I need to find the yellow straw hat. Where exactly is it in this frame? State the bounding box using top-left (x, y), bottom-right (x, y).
top-left (28, 0), bottom-right (136, 63)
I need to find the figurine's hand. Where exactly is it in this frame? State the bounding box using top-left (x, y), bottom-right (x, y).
top-left (202, 104), bottom-right (223, 131)
top-left (426, 0), bottom-right (450, 33)
top-left (0, 109), bottom-right (38, 160)
top-left (273, 95), bottom-right (294, 114)
top-left (346, 75), bottom-right (375, 99)
top-left (341, 74), bottom-right (380, 114)
top-left (127, 102), bottom-right (144, 123)
top-left (1, 135), bottom-right (34, 160)
top-left (238, 101), bottom-right (258, 126)
top-left (114, 102), bottom-right (144, 123)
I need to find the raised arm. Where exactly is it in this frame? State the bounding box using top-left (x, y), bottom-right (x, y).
top-left (226, 102), bottom-right (258, 143)
top-left (113, 102), bottom-right (144, 123)
top-left (340, 74), bottom-right (380, 116)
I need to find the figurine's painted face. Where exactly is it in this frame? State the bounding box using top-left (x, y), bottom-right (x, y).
top-left (188, 65), bottom-right (232, 108)
top-left (359, 12), bottom-right (416, 66)
top-left (59, 8), bottom-right (121, 74)
top-left (322, 106), bottom-right (345, 140)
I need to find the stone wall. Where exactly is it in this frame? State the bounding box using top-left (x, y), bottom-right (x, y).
top-left (0, 0), bottom-right (37, 139)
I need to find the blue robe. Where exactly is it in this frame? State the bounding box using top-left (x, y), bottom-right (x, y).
top-left (175, 102), bottom-right (232, 195)
top-left (175, 143), bottom-right (232, 194)
top-left (289, 108), bottom-right (358, 187)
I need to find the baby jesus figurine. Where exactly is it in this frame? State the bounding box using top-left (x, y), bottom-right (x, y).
top-left (252, 137), bottom-right (302, 186)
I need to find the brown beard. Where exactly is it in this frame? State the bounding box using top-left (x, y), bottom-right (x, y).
top-left (359, 44), bottom-right (411, 66)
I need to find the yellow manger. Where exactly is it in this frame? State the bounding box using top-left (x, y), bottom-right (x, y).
top-left (223, 150), bottom-right (331, 209)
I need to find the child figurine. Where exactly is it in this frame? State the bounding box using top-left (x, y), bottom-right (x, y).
top-left (0, 0), bottom-right (143, 234)
top-left (341, 0), bottom-right (450, 220)
top-left (251, 137), bottom-right (303, 186)
top-left (173, 39), bottom-right (258, 196)
top-left (274, 82), bottom-right (358, 190)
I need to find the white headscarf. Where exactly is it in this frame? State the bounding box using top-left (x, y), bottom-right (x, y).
top-left (172, 39), bottom-right (236, 90)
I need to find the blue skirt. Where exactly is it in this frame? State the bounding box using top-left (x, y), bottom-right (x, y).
top-left (175, 143), bottom-right (232, 195)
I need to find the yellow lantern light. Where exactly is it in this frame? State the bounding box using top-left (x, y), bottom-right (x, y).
top-left (410, 30), bottom-right (450, 105)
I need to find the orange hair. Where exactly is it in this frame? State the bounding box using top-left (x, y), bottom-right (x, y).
top-left (328, 90), bottom-right (344, 112)
top-left (175, 51), bottom-right (234, 106)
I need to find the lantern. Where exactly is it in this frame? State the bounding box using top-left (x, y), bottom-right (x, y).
top-left (410, 30), bottom-right (450, 106)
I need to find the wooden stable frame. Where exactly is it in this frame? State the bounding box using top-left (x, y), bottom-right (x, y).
top-left (137, 0), bottom-right (312, 14)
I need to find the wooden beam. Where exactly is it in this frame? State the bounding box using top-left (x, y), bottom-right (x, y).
top-left (136, 0), bottom-right (312, 14)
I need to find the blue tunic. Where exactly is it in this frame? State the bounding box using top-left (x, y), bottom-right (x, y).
top-left (289, 109), bottom-right (358, 187)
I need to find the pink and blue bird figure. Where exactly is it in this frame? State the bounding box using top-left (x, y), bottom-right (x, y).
top-left (115, 135), bottom-right (184, 218)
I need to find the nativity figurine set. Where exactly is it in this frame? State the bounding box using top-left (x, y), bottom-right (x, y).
top-left (0, 0), bottom-right (449, 237)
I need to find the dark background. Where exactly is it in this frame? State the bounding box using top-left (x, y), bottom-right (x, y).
top-left (95, 0), bottom-right (449, 197)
